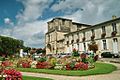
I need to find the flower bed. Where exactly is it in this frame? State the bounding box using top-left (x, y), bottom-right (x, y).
top-left (3, 69), bottom-right (22, 80)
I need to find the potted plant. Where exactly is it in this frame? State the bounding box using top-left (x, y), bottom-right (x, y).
top-left (111, 31), bottom-right (117, 37)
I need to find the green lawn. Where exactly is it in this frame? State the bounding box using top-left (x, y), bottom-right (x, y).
top-left (17, 62), bottom-right (117, 76)
top-left (23, 76), bottom-right (53, 80)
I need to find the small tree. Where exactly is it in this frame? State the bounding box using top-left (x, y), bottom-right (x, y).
top-left (88, 41), bottom-right (98, 53)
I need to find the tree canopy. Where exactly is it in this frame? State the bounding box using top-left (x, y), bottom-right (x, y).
top-left (0, 36), bottom-right (24, 56)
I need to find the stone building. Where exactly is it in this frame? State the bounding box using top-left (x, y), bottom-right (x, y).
top-left (45, 17), bottom-right (120, 54)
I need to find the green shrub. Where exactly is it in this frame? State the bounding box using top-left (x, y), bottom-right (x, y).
top-left (72, 49), bottom-right (79, 57)
top-left (0, 56), bottom-right (5, 61)
top-left (37, 57), bottom-right (46, 62)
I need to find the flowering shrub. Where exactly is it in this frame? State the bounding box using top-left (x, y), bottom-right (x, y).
top-left (36, 62), bottom-right (48, 69)
top-left (22, 62), bottom-right (30, 68)
top-left (48, 57), bottom-right (57, 69)
top-left (66, 61), bottom-right (75, 70)
top-left (2, 60), bottom-right (13, 67)
top-left (3, 69), bottom-right (22, 80)
top-left (80, 53), bottom-right (88, 63)
top-left (31, 61), bottom-right (37, 68)
top-left (74, 62), bottom-right (88, 70)
top-left (66, 62), bottom-right (88, 70)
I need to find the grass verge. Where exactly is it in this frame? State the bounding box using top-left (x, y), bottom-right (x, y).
top-left (17, 62), bottom-right (117, 76)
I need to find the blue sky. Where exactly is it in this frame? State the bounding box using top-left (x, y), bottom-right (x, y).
top-left (0, 0), bottom-right (120, 48)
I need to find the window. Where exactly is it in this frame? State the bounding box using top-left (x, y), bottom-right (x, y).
top-left (62, 19), bottom-right (65, 25)
top-left (72, 34), bottom-right (74, 39)
top-left (91, 29), bottom-right (95, 34)
top-left (48, 35), bottom-right (50, 42)
top-left (112, 23), bottom-right (117, 32)
top-left (102, 26), bottom-right (106, 32)
top-left (102, 40), bottom-right (107, 50)
top-left (83, 32), bottom-right (85, 37)
top-left (113, 38), bottom-right (118, 42)
top-left (83, 43), bottom-right (86, 51)
top-left (77, 33), bottom-right (79, 38)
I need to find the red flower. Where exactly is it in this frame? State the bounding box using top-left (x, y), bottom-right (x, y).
top-left (80, 53), bottom-right (86, 59)
top-left (74, 62), bottom-right (88, 70)
top-left (3, 69), bottom-right (22, 80)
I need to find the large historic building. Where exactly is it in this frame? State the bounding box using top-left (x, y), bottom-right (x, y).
top-left (45, 16), bottom-right (120, 54)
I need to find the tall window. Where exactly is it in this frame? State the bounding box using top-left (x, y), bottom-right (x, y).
top-left (48, 35), bottom-right (50, 42)
top-left (102, 26), bottom-right (106, 32)
top-left (112, 23), bottom-right (117, 32)
top-left (102, 40), bottom-right (107, 50)
top-left (91, 29), bottom-right (95, 34)
top-left (83, 32), bottom-right (85, 37)
top-left (113, 38), bottom-right (118, 42)
top-left (77, 33), bottom-right (79, 39)
top-left (83, 43), bottom-right (86, 51)
top-left (62, 19), bottom-right (65, 25)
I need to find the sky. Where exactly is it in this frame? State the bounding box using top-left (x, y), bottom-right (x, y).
top-left (0, 0), bottom-right (120, 48)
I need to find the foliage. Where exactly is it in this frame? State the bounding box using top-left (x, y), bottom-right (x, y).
top-left (2, 60), bottom-right (13, 67)
top-left (23, 47), bottom-right (31, 53)
top-left (0, 56), bottom-right (5, 61)
top-left (88, 41), bottom-right (98, 53)
top-left (48, 57), bottom-right (57, 69)
top-left (36, 62), bottom-right (48, 69)
top-left (37, 57), bottom-right (46, 62)
top-left (75, 62), bottom-right (88, 70)
top-left (0, 36), bottom-right (24, 56)
top-left (80, 53), bottom-right (88, 63)
top-left (72, 48), bottom-right (79, 57)
top-left (22, 62), bottom-right (30, 68)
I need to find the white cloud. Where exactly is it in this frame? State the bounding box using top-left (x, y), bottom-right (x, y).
top-left (12, 0), bottom-right (53, 48)
top-left (51, 0), bottom-right (120, 24)
top-left (4, 18), bottom-right (14, 26)
top-left (17, 0), bottom-right (53, 23)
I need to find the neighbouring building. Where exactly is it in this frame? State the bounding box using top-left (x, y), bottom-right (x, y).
top-left (45, 16), bottom-right (120, 55)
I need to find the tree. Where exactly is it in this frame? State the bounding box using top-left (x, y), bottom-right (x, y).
top-left (0, 36), bottom-right (24, 56)
top-left (88, 41), bottom-right (98, 53)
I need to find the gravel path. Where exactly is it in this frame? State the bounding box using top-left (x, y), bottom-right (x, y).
top-left (22, 62), bottom-right (120, 80)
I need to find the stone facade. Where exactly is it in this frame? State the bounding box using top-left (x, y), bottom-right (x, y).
top-left (45, 17), bottom-right (120, 54)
